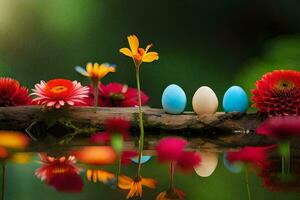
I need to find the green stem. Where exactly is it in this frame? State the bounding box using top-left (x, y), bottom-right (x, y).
top-left (116, 156), bottom-right (121, 186)
top-left (245, 168), bottom-right (251, 200)
top-left (93, 81), bottom-right (99, 113)
top-left (1, 162), bottom-right (5, 200)
top-left (135, 67), bottom-right (145, 178)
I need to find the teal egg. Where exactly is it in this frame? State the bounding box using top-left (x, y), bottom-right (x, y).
top-left (222, 86), bottom-right (249, 113)
top-left (162, 84), bottom-right (187, 114)
top-left (131, 156), bottom-right (152, 164)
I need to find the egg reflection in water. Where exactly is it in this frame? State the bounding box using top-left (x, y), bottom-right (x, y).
top-left (194, 151), bottom-right (219, 177)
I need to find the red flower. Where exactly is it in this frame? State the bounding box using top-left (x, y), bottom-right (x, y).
top-left (86, 82), bottom-right (149, 107)
top-left (227, 146), bottom-right (272, 168)
top-left (90, 118), bottom-right (131, 145)
top-left (256, 116), bottom-right (300, 140)
top-left (32, 79), bottom-right (88, 109)
top-left (90, 132), bottom-right (111, 144)
top-left (35, 154), bottom-right (83, 193)
top-left (121, 150), bottom-right (138, 165)
top-left (156, 137), bottom-right (188, 163)
top-left (0, 77), bottom-right (32, 106)
top-left (251, 70), bottom-right (300, 117)
top-left (176, 151), bottom-right (201, 172)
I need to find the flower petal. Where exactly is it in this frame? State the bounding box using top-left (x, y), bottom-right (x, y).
top-left (127, 35), bottom-right (139, 55)
top-left (120, 48), bottom-right (133, 58)
top-left (142, 52), bottom-right (159, 63)
top-left (74, 66), bottom-right (89, 76)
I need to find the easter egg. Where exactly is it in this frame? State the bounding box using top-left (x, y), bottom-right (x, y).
top-left (192, 86), bottom-right (218, 115)
top-left (162, 84), bottom-right (187, 114)
top-left (222, 86), bottom-right (249, 113)
top-left (131, 155), bottom-right (152, 164)
top-left (194, 151), bottom-right (219, 177)
top-left (223, 152), bottom-right (243, 173)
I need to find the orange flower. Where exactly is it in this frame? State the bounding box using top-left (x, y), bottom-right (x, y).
top-left (0, 131), bottom-right (29, 149)
top-left (156, 189), bottom-right (185, 200)
top-left (118, 175), bottom-right (157, 199)
top-left (86, 169), bottom-right (115, 184)
top-left (120, 35), bottom-right (159, 67)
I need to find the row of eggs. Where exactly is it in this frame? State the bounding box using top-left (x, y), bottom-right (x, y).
top-left (162, 84), bottom-right (249, 114)
top-left (132, 153), bottom-right (242, 177)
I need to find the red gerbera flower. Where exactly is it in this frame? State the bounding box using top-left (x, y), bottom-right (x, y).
top-left (35, 154), bottom-right (83, 193)
top-left (86, 82), bottom-right (149, 107)
top-left (256, 116), bottom-right (300, 140)
top-left (251, 70), bottom-right (300, 117)
top-left (0, 77), bottom-right (32, 106)
top-left (31, 79), bottom-right (89, 109)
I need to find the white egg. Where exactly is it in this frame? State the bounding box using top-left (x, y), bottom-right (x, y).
top-left (194, 151), bottom-right (219, 177)
top-left (192, 86), bottom-right (218, 115)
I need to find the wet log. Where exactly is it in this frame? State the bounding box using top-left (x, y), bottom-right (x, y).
top-left (0, 106), bottom-right (262, 134)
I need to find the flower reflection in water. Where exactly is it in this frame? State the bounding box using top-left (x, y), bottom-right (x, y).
top-left (118, 175), bottom-right (157, 199)
top-left (35, 153), bottom-right (83, 193)
top-left (155, 137), bottom-right (201, 200)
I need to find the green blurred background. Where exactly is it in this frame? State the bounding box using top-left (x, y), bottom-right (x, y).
top-left (1, 0), bottom-right (300, 199)
top-left (1, 0), bottom-right (299, 110)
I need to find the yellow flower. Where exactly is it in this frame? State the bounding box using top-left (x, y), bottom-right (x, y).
top-left (75, 62), bottom-right (116, 81)
top-left (86, 169), bottom-right (116, 184)
top-left (120, 35), bottom-right (159, 66)
top-left (118, 175), bottom-right (157, 199)
top-left (156, 189), bottom-right (185, 200)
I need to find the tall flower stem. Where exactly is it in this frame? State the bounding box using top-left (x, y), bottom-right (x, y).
top-left (169, 162), bottom-right (175, 190)
top-left (245, 168), bottom-right (251, 200)
top-left (1, 162), bottom-right (5, 200)
top-left (135, 65), bottom-right (145, 178)
top-left (279, 141), bottom-right (290, 175)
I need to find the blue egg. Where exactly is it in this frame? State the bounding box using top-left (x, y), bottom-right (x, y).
top-left (131, 156), bottom-right (152, 164)
top-left (222, 86), bottom-right (249, 113)
top-left (162, 84), bottom-right (187, 114)
top-left (223, 152), bottom-right (243, 173)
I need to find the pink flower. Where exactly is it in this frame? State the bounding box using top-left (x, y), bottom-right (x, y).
top-left (86, 82), bottom-right (149, 107)
top-left (256, 116), bottom-right (300, 140)
top-left (156, 137), bottom-right (201, 172)
top-left (31, 79), bottom-right (89, 109)
top-left (156, 137), bottom-right (188, 162)
top-left (176, 151), bottom-right (201, 172)
top-left (227, 146), bottom-right (272, 168)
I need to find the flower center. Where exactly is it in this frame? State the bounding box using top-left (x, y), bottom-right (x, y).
top-left (276, 80), bottom-right (295, 90)
top-left (50, 86), bottom-right (68, 94)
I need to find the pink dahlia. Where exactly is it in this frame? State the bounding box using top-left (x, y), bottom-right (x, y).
top-left (252, 70), bottom-right (300, 117)
top-left (31, 79), bottom-right (89, 109)
top-left (256, 116), bottom-right (300, 140)
top-left (156, 137), bottom-right (188, 163)
top-left (86, 82), bottom-right (149, 107)
top-left (0, 77), bottom-right (32, 106)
